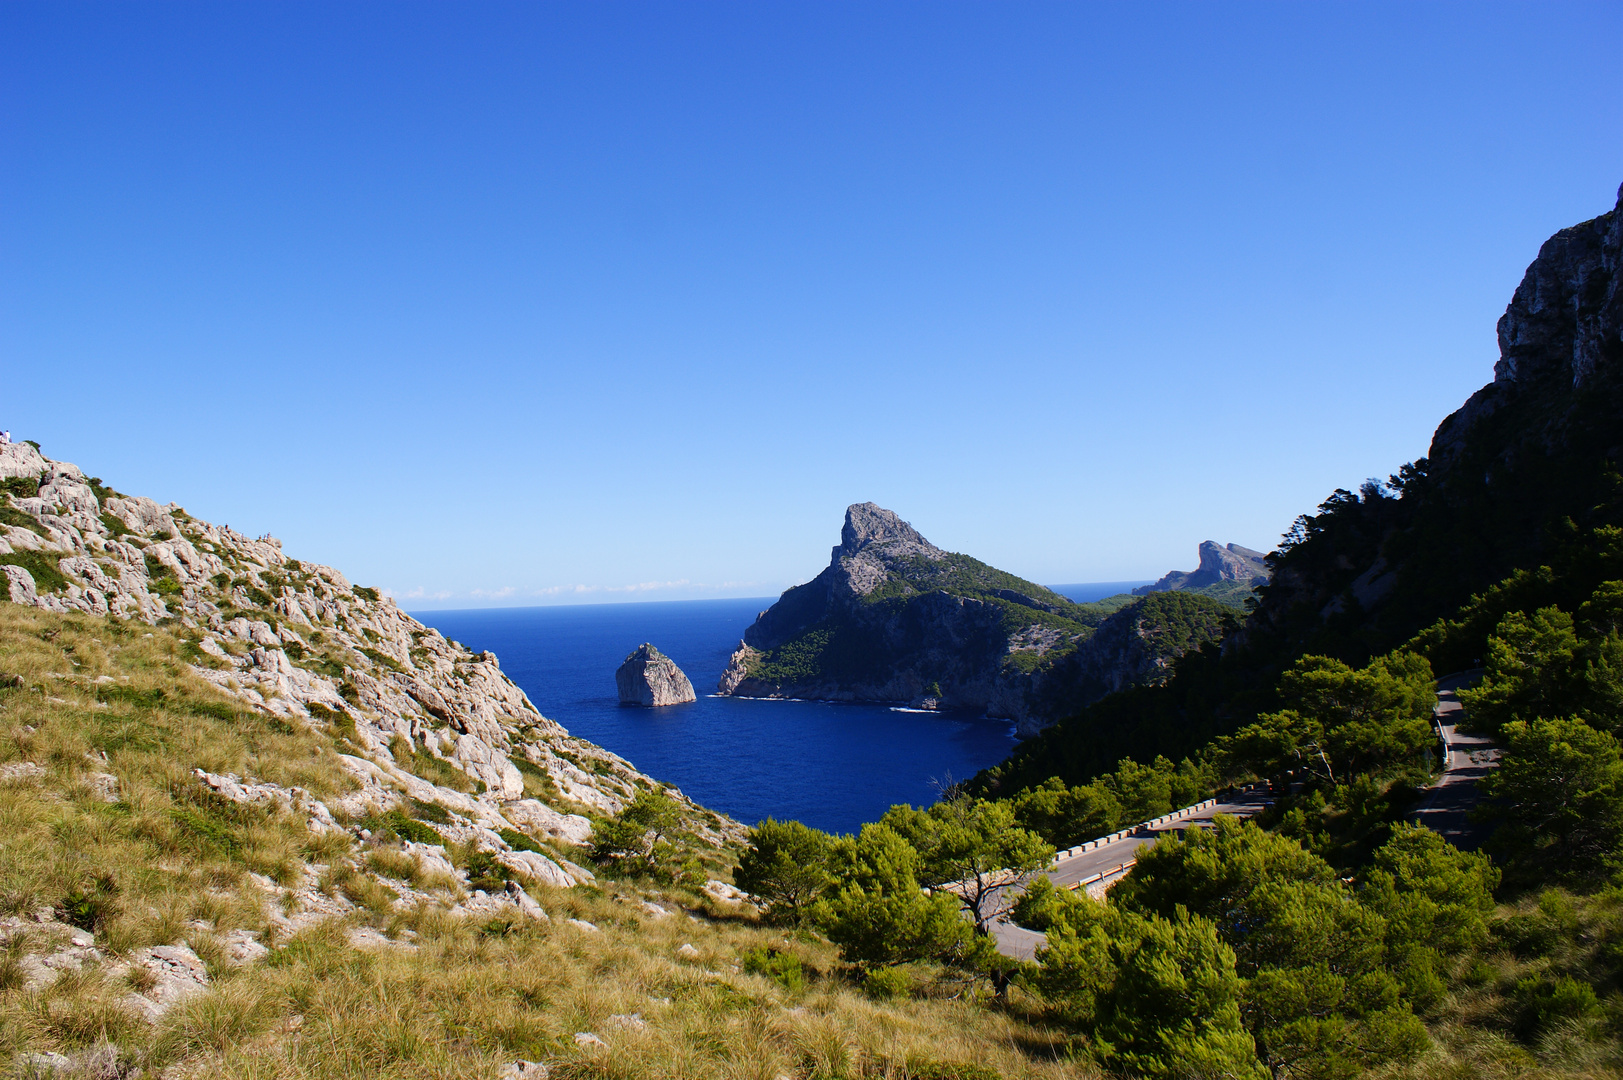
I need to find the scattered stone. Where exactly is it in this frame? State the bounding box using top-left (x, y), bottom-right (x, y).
top-left (502, 798), bottom-right (595, 847)
top-left (573, 1032), bottom-right (607, 1049)
top-left (18, 1051), bottom-right (71, 1073)
top-left (675, 942), bottom-right (701, 959)
top-left (125, 943), bottom-right (209, 1020)
top-left (639, 900), bottom-right (672, 919)
top-left (84, 771), bottom-right (119, 802)
top-left (500, 1063), bottom-right (550, 1080)
top-left (606, 1012), bottom-right (647, 1031)
top-left (225, 927), bottom-right (269, 965)
top-left (615, 643), bottom-right (696, 707)
top-left (702, 879), bottom-right (749, 905)
top-left (0, 761), bottom-right (45, 782)
top-left (4, 565), bottom-right (36, 605)
top-left (504, 880), bottom-right (549, 921)
top-left (556, 856), bottom-right (597, 885)
top-left (565, 918), bottom-right (599, 933)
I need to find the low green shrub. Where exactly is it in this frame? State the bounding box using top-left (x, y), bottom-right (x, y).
top-left (498, 827), bottom-right (544, 854)
top-left (0, 551), bottom-right (66, 593)
top-left (410, 798), bottom-right (452, 825)
top-left (168, 806), bottom-right (239, 857)
top-left (862, 967), bottom-right (911, 1000)
top-left (903, 1059), bottom-right (1002, 1080)
top-left (1, 503), bottom-right (48, 536)
top-left (741, 946), bottom-right (807, 993)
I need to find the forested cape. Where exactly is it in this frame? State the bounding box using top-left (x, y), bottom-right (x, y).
top-left (980, 182), bottom-right (1623, 794)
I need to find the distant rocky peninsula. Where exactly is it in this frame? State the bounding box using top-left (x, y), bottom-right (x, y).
top-left (1133, 541), bottom-right (1270, 607)
top-left (716, 503), bottom-right (1240, 734)
top-left (616, 643), bottom-right (696, 706)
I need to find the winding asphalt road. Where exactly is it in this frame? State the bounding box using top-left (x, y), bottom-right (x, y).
top-left (989, 787), bottom-right (1274, 961)
top-left (1410, 670), bottom-right (1498, 851)
top-left (990, 672), bottom-right (1500, 960)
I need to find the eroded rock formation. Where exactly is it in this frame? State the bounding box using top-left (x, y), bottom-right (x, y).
top-left (616, 643), bottom-right (696, 706)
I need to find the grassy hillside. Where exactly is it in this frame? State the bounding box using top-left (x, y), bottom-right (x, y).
top-left (0, 603), bottom-right (1090, 1079)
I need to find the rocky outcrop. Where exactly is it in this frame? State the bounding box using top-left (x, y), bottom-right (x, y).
top-left (0, 441), bottom-right (746, 857)
top-left (1234, 181), bottom-right (1623, 664)
top-left (616, 643), bottom-right (696, 706)
top-left (1134, 542), bottom-right (1269, 596)
top-left (716, 503), bottom-right (1237, 733)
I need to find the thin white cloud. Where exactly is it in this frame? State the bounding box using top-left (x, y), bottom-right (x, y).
top-left (469, 585), bottom-right (516, 599)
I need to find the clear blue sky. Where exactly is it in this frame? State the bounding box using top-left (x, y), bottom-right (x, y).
top-left (4, 3), bottom-right (1620, 608)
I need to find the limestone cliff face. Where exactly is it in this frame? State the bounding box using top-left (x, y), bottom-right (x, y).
top-left (616, 643), bottom-right (697, 706)
top-left (1236, 182), bottom-right (1623, 663)
top-left (716, 503), bottom-right (1237, 733)
top-left (0, 442), bottom-right (742, 854)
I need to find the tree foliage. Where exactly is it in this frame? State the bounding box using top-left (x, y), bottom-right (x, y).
top-left (813, 823), bottom-right (981, 971)
top-left (1477, 715), bottom-right (1623, 882)
top-left (879, 797), bottom-right (1053, 935)
top-left (734, 817), bottom-right (835, 926)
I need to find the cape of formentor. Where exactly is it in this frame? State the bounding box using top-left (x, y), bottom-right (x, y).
top-left (715, 502), bottom-right (1237, 732)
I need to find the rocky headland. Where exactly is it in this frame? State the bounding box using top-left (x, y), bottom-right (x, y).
top-left (616, 643), bottom-right (697, 706)
top-left (1132, 541), bottom-right (1270, 607)
top-left (716, 502), bottom-right (1239, 734)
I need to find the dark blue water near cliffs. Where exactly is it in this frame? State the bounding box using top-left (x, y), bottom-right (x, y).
top-left (411, 582), bottom-right (1147, 836)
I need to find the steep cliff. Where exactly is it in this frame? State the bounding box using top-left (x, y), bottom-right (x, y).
top-left (982, 181), bottom-right (1623, 792)
top-left (1238, 181), bottom-right (1623, 668)
top-left (716, 503), bottom-right (1236, 733)
top-left (0, 441), bottom-right (741, 855)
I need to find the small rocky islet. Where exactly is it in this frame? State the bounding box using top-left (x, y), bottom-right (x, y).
top-left (615, 642), bottom-right (697, 706)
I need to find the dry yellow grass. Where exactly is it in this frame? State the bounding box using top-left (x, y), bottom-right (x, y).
top-left (0, 604), bottom-right (1098, 1079)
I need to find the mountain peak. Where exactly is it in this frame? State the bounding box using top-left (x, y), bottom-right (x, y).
top-left (838, 502), bottom-right (940, 559)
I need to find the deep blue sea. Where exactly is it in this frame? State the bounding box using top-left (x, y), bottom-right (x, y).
top-left (411, 581), bottom-right (1148, 835)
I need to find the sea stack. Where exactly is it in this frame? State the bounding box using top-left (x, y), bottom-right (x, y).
top-left (616, 643), bottom-right (697, 707)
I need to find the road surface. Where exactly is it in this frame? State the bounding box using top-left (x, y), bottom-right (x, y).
top-left (991, 672), bottom-right (1501, 959)
top-left (989, 786), bottom-right (1273, 960)
top-left (1411, 670), bottom-right (1498, 851)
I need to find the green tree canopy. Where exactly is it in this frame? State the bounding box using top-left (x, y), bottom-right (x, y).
top-left (878, 797), bottom-right (1054, 936)
top-left (1112, 818), bottom-right (1427, 1078)
top-left (1219, 651), bottom-right (1435, 787)
top-left (1477, 715), bottom-right (1623, 881)
top-left (592, 787), bottom-right (683, 872)
top-left (1037, 899), bottom-right (1266, 1080)
top-left (814, 823), bottom-right (979, 971)
top-left (733, 817), bottom-right (835, 926)
top-left (1009, 777), bottom-right (1123, 849)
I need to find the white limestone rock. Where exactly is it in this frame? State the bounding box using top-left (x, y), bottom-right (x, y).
top-left (4, 565), bottom-right (35, 605)
top-left (496, 849), bottom-right (576, 890)
top-left (502, 797), bottom-right (594, 847)
top-left (615, 643), bottom-right (696, 707)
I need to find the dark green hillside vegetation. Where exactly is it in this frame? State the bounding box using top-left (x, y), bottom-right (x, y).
top-left (946, 187), bottom-right (1623, 1077)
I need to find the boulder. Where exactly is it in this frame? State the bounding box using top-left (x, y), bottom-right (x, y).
top-left (615, 643), bottom-right (696, 707)
top-left (5, 565), bottom-right (36, 605)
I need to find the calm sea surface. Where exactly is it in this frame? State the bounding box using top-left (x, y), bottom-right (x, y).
top-left (411, 581), bottom-right (1147, 835)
